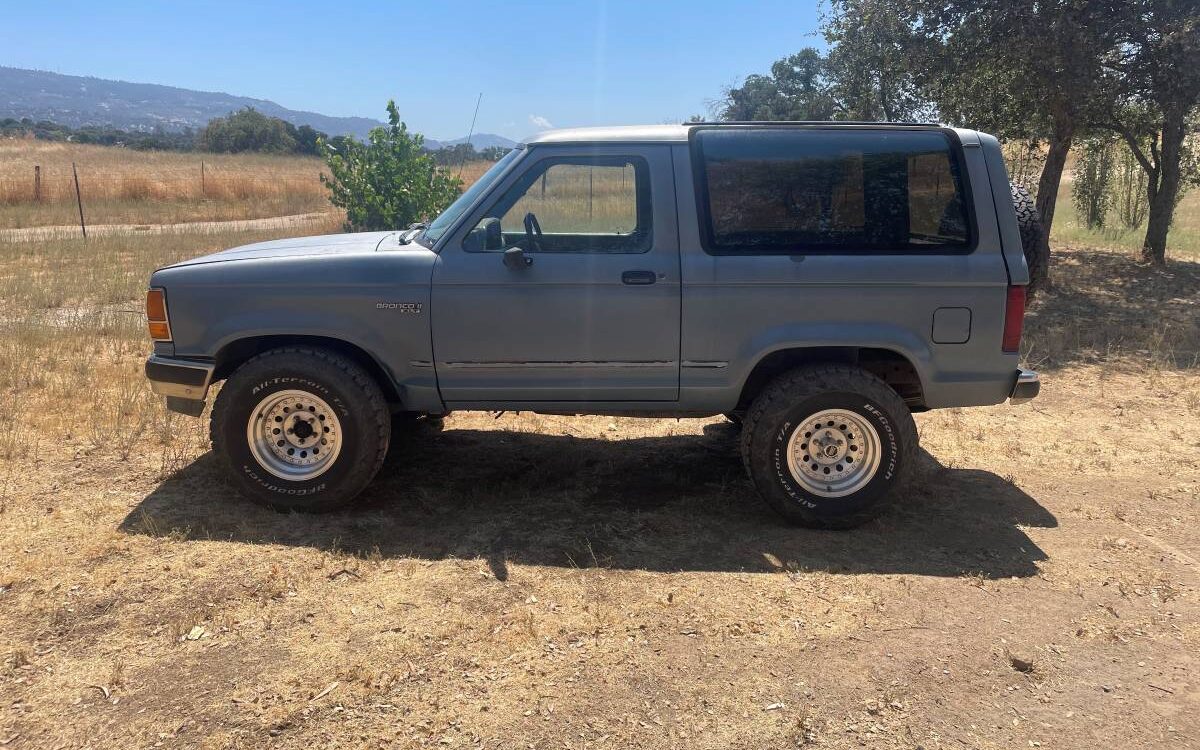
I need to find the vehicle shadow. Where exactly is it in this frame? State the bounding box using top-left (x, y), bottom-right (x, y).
top-left (1025, 247), bottom-right (1200, 371)
top-left (122, 420), bottom-right (1056, 579)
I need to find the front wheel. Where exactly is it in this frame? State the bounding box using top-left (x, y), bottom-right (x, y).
top-left (740, 365), bottom-right (918, 529)
top-left (210, 347), bottom-right (391, 512)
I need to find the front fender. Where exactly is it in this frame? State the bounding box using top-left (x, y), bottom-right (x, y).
top-left (153, 251), bottom-right (438, 409)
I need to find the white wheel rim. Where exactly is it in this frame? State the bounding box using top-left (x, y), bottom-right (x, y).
top-left (246, 389), bottom-right (343, 481)
top-left (785, 408), bottom-right (882, 498)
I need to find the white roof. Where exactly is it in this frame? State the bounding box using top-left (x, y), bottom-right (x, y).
top-left (522, 122), bottom-right (965, 147)
top-left (523, 125), bottom-right (690, 145)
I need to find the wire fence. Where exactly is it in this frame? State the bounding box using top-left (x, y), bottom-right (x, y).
top-left (0, 162), bottom-right (328, 206)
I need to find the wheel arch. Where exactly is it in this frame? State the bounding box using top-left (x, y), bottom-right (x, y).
top-left (735, 346), bottom-right (926, 413)
top-left (212, 335), bottom-right (403, 405)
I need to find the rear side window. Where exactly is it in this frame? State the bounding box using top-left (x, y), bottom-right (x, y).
top-left (693, 128), bottom-right (973, 254)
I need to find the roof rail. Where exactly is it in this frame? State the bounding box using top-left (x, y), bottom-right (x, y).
top-left (685, 120), bottom-right (943, 128)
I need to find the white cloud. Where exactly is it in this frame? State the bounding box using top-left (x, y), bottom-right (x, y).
top-left (528, 114), bottom-right (553, 129)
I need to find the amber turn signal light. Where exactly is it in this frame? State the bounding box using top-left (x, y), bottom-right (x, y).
top-left (146, 288), bottom-right (172, 341)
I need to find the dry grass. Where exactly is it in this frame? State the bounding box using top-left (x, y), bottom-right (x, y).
top-left (503, 163), bottom-right (640, 233)
top-left (454, 159), bottom-right (495, 187)
top-left (0, 220), bottom-right (1197, 747)
top-left (0, 138), bottom-right (334, 228)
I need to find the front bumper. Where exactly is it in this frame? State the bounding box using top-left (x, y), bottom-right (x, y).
top-left (1009, 369), bottom-right (1040, 405)
top-left (145, 355), bottom-right (214, 415)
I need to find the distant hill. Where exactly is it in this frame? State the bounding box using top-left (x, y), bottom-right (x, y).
top-left (0, 66), bottom-right (521, 149)
top-left (0, 66), bottom-right (383, 139)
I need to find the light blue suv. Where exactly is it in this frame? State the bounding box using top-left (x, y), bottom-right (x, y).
top-left (145, 123), bottom-right (1040, 528)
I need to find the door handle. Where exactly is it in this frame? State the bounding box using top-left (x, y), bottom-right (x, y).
top-left (621, 270), bottom-right (657, 285)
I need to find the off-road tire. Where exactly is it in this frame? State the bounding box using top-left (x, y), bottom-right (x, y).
top-left (1011, 183), bottom-right (1049, 296)
top-left (740, 364), bottom-right (918, 529)
top-left (211, 347), bottom-right (390, 512)
top-left (723, 411), bottom-right (745, 426)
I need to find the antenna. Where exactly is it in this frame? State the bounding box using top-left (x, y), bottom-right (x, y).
top-left (457, 92), bottom-right (483, 178)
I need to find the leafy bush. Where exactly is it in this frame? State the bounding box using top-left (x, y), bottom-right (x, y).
top-left (320, 101), bottom-right (461, 232)
top-left (199, 108), bottom-right (301, 154)
top-left (1072, 137), bottom-right (1114, 230)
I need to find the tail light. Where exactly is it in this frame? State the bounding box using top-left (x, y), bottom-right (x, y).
top-left (146, 288), bottom-right (172, 341)
top-left (1002, 285), bottom-right (1026, 353)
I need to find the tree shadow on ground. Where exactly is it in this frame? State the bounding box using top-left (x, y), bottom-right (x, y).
top-left (123, 419), bottom-right (1056, 579)
top-left (1025, 246), bottom-right (1200, 371)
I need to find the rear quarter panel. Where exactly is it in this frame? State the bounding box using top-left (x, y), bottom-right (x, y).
top-left (672, 130), bottom-right (1020, 413)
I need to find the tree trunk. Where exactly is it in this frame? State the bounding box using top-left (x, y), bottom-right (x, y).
top-left (1035, 109), bottom-right (1075, 237)
top-left (1141, 108), bottom-right (1186, 265)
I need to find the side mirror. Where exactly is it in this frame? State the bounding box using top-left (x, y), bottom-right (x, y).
top-left (481, 217), bottom-right (503, 251)
top-left (503, 246), bottom-right (533, 269)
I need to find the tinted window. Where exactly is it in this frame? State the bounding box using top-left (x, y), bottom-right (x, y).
top-left (694, 129), bottom-right (971, 254)
top-left (465, 156), bottom-right (652, 253)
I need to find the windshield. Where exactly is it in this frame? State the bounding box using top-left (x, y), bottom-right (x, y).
top-left (421, 147), bottom-right (523, 245)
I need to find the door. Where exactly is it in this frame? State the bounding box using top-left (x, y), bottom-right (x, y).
top-left (431, 145), bottom-right (680, 403)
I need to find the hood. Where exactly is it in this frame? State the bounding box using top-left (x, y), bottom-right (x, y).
top-left (163, 231), bottom-right (399, 269)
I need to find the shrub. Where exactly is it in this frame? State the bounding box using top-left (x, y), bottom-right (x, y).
top-left (199, 108), bottom-right (298, 154)
top-left (1072, 137), bottom-right (1114, 230)
top-left (320, 101), bottom-right (461, 232)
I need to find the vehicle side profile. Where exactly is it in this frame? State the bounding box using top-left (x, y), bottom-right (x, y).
top-left (144, 123), bottom-right (1041, 528)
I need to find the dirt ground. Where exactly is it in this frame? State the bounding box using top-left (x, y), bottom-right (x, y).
top-left (1, 244), bottom-right (1199, 748)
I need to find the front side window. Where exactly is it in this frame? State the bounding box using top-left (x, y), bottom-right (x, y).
top-left (464, 156), bottom-right (652, 253)
top-left (693, 128), bottom-right (972, 254)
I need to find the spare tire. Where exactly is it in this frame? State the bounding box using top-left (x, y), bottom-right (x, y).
top-left (1011, 183), bottom-right (1049, 296)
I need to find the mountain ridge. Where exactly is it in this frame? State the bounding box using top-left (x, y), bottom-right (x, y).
top-left (0, 66), bottom-right (517, 148)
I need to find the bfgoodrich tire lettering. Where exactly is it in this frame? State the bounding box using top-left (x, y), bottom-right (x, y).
top-left (741, 364), bottom-right (918, 529)
top-left (210, 347), bottom-right (390, 512)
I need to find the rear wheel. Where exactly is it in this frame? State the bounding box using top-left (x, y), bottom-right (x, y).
top-left (210, 347), bottom-right (390, 512)
top-left (740, 364), bottom-right (917, 529)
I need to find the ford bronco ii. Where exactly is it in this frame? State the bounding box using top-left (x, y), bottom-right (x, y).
top-left (144, 123), bottom-right (1041, 528)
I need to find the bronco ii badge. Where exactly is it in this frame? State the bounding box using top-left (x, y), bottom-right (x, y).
top-left (375, 302), bottom-right (423, 313)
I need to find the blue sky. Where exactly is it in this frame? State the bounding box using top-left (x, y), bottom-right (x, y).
top-left (0, 0), bottom-right (826, 141)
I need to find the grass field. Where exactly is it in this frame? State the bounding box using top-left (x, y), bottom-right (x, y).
top-left (1051, 180), bottom-right (1200, 259)
top-left (0, 139), bottom-right (334, 229)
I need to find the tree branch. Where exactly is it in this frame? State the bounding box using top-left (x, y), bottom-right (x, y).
top-left (1099, 120), bottom-right (1157, 177)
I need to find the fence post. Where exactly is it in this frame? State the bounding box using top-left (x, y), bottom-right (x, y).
top-left (72, 162), bottom-right (87, 239)
top-left (201, 160), bottom-right (205, 197)
top-left (34, 165), bottom-right (41, 202)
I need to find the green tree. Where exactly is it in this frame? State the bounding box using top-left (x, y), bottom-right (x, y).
top-left (822, 0), bottom-right (933, 122)
top-left (320, 100), bottom-right (462, 232)
top-left (1099, 0), bottom-right (1200, 264)
top-left (901, 0), bottom-right (1119, 239)
top-left (1072, 136), bottom-right (1115, 230)
top-left (290, 124), bottom-right (323, 156)
top-left (199, 107), bottom-right (299, 154)
top-left (719, 49), bottom-right (838, 121)
top-left (429, 142), bottom-right (478, 166)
